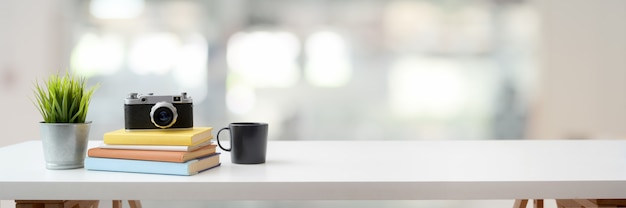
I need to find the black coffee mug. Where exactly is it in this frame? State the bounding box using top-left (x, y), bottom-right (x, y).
top-left (216, 122), bottom-right (268, 164)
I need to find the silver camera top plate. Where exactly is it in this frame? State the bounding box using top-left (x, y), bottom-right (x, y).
top-left (125, 92), bottom-right (192, 105)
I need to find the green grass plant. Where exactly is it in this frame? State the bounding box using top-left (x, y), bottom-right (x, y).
top-left (33, 73), bottom-right (99, 123)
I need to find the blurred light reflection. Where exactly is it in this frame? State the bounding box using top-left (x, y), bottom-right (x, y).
top-left (226, 85), bottom-right (256, 115)
top-left (173, 33), bottom-right (208, 89)
top-left (226, 31), bottom-right (300, 88)
top-left (389, 56), bottom-right (468, 119)
top-left (71, 33), bottom-right (124, 77)
top-left (305, 31), bottom-right (352, 87)
top-left (68, 0), bottom-right (539, 142)
top-left (90, 0), bottom-right (144, 19)
top-left (129, 33), bottom-right (180, 75)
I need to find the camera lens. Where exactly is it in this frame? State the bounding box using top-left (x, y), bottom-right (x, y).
top-left (150, 102), bottom-right (178, 128)
top-left (154, 108), bottom-right (173, 125)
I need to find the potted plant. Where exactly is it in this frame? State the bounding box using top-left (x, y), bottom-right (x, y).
top-left (33, 72), bottom-right (98, 169)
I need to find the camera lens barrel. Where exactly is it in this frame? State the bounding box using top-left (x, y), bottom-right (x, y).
top-left (150, 102), bottom-right (178, 129)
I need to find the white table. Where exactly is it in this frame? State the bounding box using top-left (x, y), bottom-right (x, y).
top-left (1, 140), bottom-right (626, 202)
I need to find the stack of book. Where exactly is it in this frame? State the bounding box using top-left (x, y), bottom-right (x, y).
top-left (85, 127), bottom-right (220, 176)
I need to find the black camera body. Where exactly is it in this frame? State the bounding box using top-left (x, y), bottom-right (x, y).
top-left (124, 92), bottom-right (193, 130)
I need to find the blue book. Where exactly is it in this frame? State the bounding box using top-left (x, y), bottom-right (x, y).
top-left (85, 153), bottom-right (220, 176)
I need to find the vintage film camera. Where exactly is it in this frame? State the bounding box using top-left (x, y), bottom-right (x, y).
top-left (124, 92), bottom-right (193, 130)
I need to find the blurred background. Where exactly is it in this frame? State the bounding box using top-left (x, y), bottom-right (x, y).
top-left (0, 0), bottom-right (625, 207)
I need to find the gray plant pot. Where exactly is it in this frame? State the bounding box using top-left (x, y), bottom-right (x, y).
top-left (40, 122), bottom-right (91, 170)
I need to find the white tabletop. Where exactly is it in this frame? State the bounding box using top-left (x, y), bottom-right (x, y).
top-left (1, 140), bottom-right (626, 200)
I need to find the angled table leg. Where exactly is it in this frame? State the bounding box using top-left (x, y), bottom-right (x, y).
top-left (128, 200), bottom-right (142, 208)
top-left (112, 200), bottom-right (122, 208)
top-left (514, 199), bottom-right (529, 208)
top-left (113, 200), bottom-right (141, 208)
top-left (514, 199), bottom-right (544, 208)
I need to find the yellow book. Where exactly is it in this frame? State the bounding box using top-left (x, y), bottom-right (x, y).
top-left (104, 127), bottom-right (213, 146)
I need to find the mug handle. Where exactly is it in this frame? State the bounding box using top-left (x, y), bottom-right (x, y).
top-left (216, 127), bottom-right (231, 152)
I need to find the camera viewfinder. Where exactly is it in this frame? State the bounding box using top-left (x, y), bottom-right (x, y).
top-left (173, 96), bottom-right (181, 102)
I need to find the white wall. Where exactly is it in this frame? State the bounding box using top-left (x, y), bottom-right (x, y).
top-left (529, 0), bottom-right (626, 139)
top-left (0, 0), bottom-right (64, 204)
top-left (0, 0), bottom-right (62, 147)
